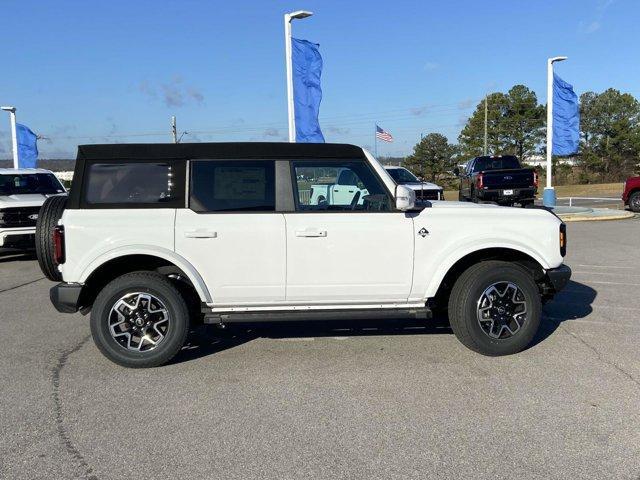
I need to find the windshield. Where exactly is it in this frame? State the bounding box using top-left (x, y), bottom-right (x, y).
top-left (473, 156), bottom-right (520, 172)
top-left (387, 168), bottom-right (419, 184)
top-left (0, 173), bottom-right (65, 195)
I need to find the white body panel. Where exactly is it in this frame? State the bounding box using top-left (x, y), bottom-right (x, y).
top-left (174, 210), bottom-right (286, 305)
top-left (409, 202), bottom-right (563, 300)
top-left (61, 208), bottom-right (176, 281)
top-left (284, 213), bottom-right (414, 303)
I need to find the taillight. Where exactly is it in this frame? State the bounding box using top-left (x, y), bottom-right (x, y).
top-left (53, 226), bottom-right (65, 265)
top-left (477, 173), bottom-right (484, 189)
top-left (533, 171), bottom-right (538, 189)
top-left (559, 223), bottom-right (567, 257)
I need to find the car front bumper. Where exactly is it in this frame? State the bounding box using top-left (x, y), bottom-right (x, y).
top-left (0, 227), bottom-right (36, 249)
top-left (546, 264), bottom-right (572, 294)
top-left (50, 282), bottom-right (83, 313)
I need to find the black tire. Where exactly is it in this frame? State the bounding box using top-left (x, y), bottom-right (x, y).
top-left (629, 191), bottom-right (640, 213)
top-left (35, 195), bottom-right (67, 281)
top-left (90, 272), bottom-right (190, 368)
top-left (447, 260), bottom-right (541, 356)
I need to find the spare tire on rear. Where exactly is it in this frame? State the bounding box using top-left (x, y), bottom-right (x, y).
top-left (36, 195), bottom-right (68, 281)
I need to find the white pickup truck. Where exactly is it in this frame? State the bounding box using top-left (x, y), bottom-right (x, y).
top-left (37, 142), bottom-right (570, 368)
top-left (308, 168), bottom-right (368, 207)
top-left (0, 168), bottom-right (66, 251)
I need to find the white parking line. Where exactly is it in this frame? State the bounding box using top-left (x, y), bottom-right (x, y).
top-left (547, 302), bottom-right (640, 312)
top-left (545, 317), bottom-right (640, 329)
top-left (581, 280), bottom-right (640, 287)
top-left (572, 271), bottom-right (640, 277)
top-left (573, 264), bottom-right (635, 270)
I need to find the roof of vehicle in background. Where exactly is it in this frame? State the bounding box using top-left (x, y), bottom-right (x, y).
top-left (0, 168), bottom-right (55, 175)
top-left (76, 142), bottom-right (365, 161)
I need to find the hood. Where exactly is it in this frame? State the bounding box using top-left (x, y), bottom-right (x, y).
top-left (403, 182), bottom-right (442, 191)
top-left (0, 193), bottom-right (64, 208)
top-left (426, 200), bottom-right (499, 209)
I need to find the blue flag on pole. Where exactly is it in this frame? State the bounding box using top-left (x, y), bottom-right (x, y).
top-left (552, 74), bottom-right (580, 156)
top-left (16, 123), bottom-right (38, 168)
top-left (292, 38), bottom-right (325, 143)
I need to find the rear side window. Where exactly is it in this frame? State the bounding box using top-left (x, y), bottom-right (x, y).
top-left (190, 160), bottom-right (275, 212)
top-left (83, 161), bottom-right (185, 207)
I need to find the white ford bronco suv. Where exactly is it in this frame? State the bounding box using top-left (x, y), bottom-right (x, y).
top-left (37, 143), bottom-right (570, 368)
top-left (0, 168), bottom-right (66, 251)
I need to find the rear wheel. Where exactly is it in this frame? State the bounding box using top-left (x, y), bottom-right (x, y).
top-left (35, 195), bottom-right (67, 281)
top-left (90, 272), bottom-right (190, 368)
top-left (448, 261), bottom-right (541, 356)
top-left (629, 191), bottom-right (640, 213)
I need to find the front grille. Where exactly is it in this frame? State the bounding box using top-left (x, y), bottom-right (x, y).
top-left (0, 207), bottom-right (41, 228)
top-left (416, 189), bottom-right (443, 201)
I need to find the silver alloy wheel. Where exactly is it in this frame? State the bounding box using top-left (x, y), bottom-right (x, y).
top-left (476, 282), bottom-right (527, 339)
top-left (631, 194), bottom-right (640, 211)
top-left (108, 292), bottom-right (170, 352)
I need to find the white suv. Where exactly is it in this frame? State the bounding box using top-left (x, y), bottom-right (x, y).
top-left (38, 143), bottom-right (570, 368)
top-left (0, 168), bottom-right (66, 251)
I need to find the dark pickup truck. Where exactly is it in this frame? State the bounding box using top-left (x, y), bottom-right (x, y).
top-left (455, 155), bottom-right (538, 207)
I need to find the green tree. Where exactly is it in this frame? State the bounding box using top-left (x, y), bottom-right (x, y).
top-left (405, 133), bottom-right (457, 182)
top-left (458, 85), bottom-right (545, 162)
top-left (579, 89), bottom-right (640, 181)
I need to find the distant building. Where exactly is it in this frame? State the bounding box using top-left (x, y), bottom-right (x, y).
top-left (523, 155), bottom-right (578, 167)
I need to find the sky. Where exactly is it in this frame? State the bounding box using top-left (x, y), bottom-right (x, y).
top-left (1, 0), bottom-right (638, 159)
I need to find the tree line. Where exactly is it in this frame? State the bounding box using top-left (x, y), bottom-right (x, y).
top-left (398, 86), bottom-right (640, 184)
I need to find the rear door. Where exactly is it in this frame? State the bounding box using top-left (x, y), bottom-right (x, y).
top-left (285, 159), bottom-right (414, 304)
top-left (175, 160), bottom-right (286, 306)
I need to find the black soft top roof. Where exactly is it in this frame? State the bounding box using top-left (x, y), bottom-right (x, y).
top-left (76, 142), bottom-right (365, 161)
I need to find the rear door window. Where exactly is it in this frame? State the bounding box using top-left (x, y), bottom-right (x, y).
top-left (83, 161), bottom-right (185, 207)
top-left (189, 160), bottom-right (276, 212)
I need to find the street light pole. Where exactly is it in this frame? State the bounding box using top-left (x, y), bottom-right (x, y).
top-left (544, 56), bottom-right (567, 207)
top-left (1, 106), bottom-right (18, 168)
top-left (483, 95), bottom-right (488, 156)
top-left (284, 10), bottom-right (313, 143)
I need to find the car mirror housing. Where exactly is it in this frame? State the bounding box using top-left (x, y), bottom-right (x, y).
top-left (395, 185), bottom-right (416, 211)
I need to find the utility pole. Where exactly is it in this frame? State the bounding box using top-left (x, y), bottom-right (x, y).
top-left (171, 116), bottom-right (177, 143)
top-left (483, 95), bottom-right (488, 156)
top-left (1, 106), bottom-right (18, 168)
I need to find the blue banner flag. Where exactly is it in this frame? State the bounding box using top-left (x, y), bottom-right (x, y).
top-left (552, 74), bottom-right (580, 156)
top-left (16, 123), bottom-right (38, 168)
top-left (292, 38), bottom-right (325, 143)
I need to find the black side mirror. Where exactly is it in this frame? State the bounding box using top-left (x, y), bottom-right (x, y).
top-left (453, 167), bottom-right (460, 177)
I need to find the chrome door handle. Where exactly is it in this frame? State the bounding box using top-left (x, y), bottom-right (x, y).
top-left (295, 229), bottom-right (327, 238)
top-left (184, 230), bottom-right (217, 238)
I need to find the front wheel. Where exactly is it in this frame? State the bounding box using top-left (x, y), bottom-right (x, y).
top-left (90, 272), bottom-right (190, 368)
top-left (629, 191), bottom-right (640, 213)
top-left (448, 261), bottom-right (541, 356)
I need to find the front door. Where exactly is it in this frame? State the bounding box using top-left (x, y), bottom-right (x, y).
top-left (286, 159), bottom-right (414, 304)
top-left (175, 160), bottom-right (285, 306)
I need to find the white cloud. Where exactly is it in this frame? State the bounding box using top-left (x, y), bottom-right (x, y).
top-left (423, 62), bottom-right (439, 72)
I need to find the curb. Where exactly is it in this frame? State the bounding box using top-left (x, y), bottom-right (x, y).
top-left (557, 210), bottom-right (636, 222)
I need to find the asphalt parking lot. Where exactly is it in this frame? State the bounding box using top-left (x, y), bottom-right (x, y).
top-left (1, 217), bottom-right (639, 480)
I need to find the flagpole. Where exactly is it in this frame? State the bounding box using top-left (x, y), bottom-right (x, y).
top-left (374, 124), bottom-right (378, 158)
top-left (1, 106), bottom-right (18, 168)
top-left (544, 56), bottom-right (567, 208)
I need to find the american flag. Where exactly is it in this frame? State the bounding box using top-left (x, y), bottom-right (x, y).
top-left (375, 125), bottom-right (393, 142)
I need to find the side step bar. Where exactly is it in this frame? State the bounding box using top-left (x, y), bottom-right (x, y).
top-left (202, 307), bottom-right (432, 325)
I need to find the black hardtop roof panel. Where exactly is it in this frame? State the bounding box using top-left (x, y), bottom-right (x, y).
top-left (76, 142), bottom-right (365, 161)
